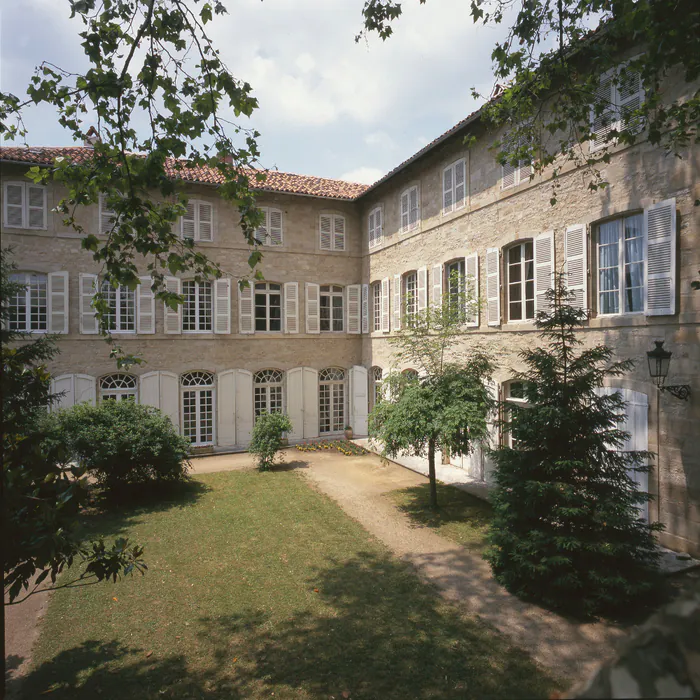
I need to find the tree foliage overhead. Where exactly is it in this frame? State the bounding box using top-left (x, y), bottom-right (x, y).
top-left (359, 0), bottom-right (700, 202)
top-left (484, 276), bottom-right (662, 618)
top-left (0, 0), bottom-right (267, 361)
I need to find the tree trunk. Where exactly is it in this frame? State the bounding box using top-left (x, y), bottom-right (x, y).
top-left (428, 436), bottom-right (438, 509)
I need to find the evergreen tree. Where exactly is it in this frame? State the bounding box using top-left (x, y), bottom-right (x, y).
top-left (485, 275), bottom-right (662, 618)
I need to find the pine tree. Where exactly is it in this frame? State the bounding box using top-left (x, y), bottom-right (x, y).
top-left (485, 275), bottom-right (662, 618)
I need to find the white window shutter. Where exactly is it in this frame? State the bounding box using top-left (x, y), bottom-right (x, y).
top-left (502, 162), bottom-right (516, 189)
top-left (381, 277), bottom-right (390, 332)
top-left (361, 283), bottom-right (369, 334)
top-left (349, 365), bottom-right (369, 436)
top-left (48, 271), bottom-right (69, 334)
top-left (269, 209), bottom-right (283, 246)
top-left (518, 161), bottom-right (531, 185)
top-left (4, 182), bottom-right (24, 227)
top-left (255, 208), bottom-right (268, 245)
top-left (79, 273), bottom-right (98, 334)
top-left (164, 276), bottom-right (182, 334)
top-left (618, 67), bottom-right (644, 134)
top-left (217, 370), bottom-right (237, 446)
top-left (159, 372), bottom-right (180, 429)
top-left (137, 276), bottom-right (156, 334)
top-left (645, 198), bottom-right (676, 316)
top-left (284, 281), bottom-right (299, 333)
top-left (333, 215), bottom-right (345, 251)
top-left (375, 208), bottom-right (382, 241)
top-left (443, 166), bottom-right (453, 212)
top-left (400, 192), bottom-right (409, 232)
top-left (465, 253), bottom-right (480, 327)
top-left (51, 375), bottom-right (75, 411)
top-left (320, 215), bottom-right (332, 250)
top-left (393, 274), bottom-right (402, 330)
top-left (75, 374), bottom-right (96, 405)
top-left (565, 225), bottom-right (588, 312)
top-left (431, 264), bottom-right (443, 307)
top-left (99, 195), bottom-right (116, 235)
top-left (238, 281), bottom-right (254, 334)
top-left (27, 185), bottom-right (47, 229)
top-left (409, 187), bottom-right (419, 229)
top-left (198, 202), bottom-right (213, 241)
top-left (181, 201), bottom-right (196, 240)
top-left (486, 248), bottom-right (501, 326)
top-left (417, 267), bottom-right (428, 312)
top-left (534, 231), bottom-right (555, 314)
top-left (305, 282), bottom-right (320, 334)
top-left (139, 371), bottom-right (160, 409)
top-left (591, 70), bottom-right (616, 151)
top-left (347, 284), bottom-right (361, 334)
top-left (214, 278), bottom-right (231, 334)
top-left (368, 211), bottom-right (376, 248)
top-left (454, 160), bottom-right (466, 208)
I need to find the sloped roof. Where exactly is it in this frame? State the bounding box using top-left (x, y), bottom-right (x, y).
top-left (0, 146), bottom-right (369, 201)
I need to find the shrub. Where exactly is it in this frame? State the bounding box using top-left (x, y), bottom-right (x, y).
top-left (44, 400), bottom-right (191, 490)
top-left (249, 412), bottom-right (293, 471)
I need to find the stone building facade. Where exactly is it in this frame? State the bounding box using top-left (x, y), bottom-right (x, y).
top-left (1, 70), bottom-right (698, 554)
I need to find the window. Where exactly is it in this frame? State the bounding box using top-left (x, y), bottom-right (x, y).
top-left (372, 282), bottom-right (382, 332)
top-left (504, 380), bottom-right (529, 448)
top-left (506, 241), bottom-right (535, 322)
top-left (368, 207), bottom-right (383, 248)
top-left (597, 213), bottom-right (644, 315)
top-left (501, 133), bottom-right (532, 190)
top-left (320, 285), bottom-right (344, 332)
top-left (403, 272), bottom-right (418, 324)
top-left (445, 259), bottom-right (466, 315)
top-left (8, 272), bottom-right (48, 332)
top-left (181, 200), bottom-right (213, 242)
top-left (254, 208), bottom-right (283, 246)
top-left (182, 281), bottom-right (212, 332)
top-left (402, 369), bottom-right (419, 383)
top-left (443, 159), bottom-right (466, 213)
top-left (4, 182), bottom-right (47, 229)
top-left (100, 374), bottom-right (137, 402)
top-left (319, 368), bottom-right (345, 434)
top-left (181, 371), bottom-right (215, 446)
top-left (400, 186), bottom-right (420, 233)
top-left (320, 214), bottom-right (345, 251)
top-left (590, 65), bottom-right (644, 152)
top-left (101, 280), bottom-right (135, 333)
top-left (254, 282), bottom-right (282, 332)
top-left (370, 366), bottom-right (383, 409)
top-left (254, 369), bottom-right (284, 418)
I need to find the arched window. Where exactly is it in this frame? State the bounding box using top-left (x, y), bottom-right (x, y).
top-left (503, 380), bottom-right (530, 448)
top-left (100, 373), bottom-right (137, 402)
top-left (254, 369), bottom-right (284, 418)
top-left (319, 367), bottom-right (346, 434)
top-left (370, 366), bottom-right (383, 409)
top-left (506, 241), bottom-right (534, 322)
top-left (402, 368), bottom-right (419, 382)
top-left (181, 371), bottom-right (215, 446)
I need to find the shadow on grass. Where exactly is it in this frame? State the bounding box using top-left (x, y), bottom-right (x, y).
top-left (19, 551), bottom-right (558, 700)
top-left (269, 459), bottom-right (310, 472)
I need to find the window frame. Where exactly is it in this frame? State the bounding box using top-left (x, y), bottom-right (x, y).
top-left (399, 185), bottom-right (420, 234)
top-left (182, 280), bottom-right (213, 333)
top-left (319, 284), bottom-right (344, 333)
top-left (505, 241), bottom-right (535, 323)
top-left (368, 206), bottom-right (383, 249)
top-left (99, 373), bottom-right (138, 402)
top-left (254, 207), bottom-right (283, 247)
top-left (319, 213), bottom-right (346, 251)
top-left (442, 158), bottom-right (467, 214)
top-left (371, 281), bottom-right (382, 332)
top-left (254, 369), bottom-right (285, 418)
top-left (402, 271), bottom-right (418, 324)
top-left (101, 280), bottom-right (136, 334)
top-left (254, 282), bottom-right (283, 333)
top-left (319, 367), bottom-right (346, 435)
top-left (503, 380), bottom-right (530, 449)
top-left (3, 181), bottom-right (47, 230)
top-left (181, 199), bottom-right (214, 242)
top-left (8, 271), bottom-right (49, 333)
top-left (180, 371), bottom-right (216, 446)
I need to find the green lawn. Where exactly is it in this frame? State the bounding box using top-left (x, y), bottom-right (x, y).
top-left (388, 482), bottom-right (493, 553)
top-left (23, 469), bottom-right (557, 699)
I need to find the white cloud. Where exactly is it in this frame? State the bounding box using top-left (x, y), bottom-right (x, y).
top-left (339, 166), bottom-right (385, 185)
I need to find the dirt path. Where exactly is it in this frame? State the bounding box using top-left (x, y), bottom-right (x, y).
top-left (289, 450), bottom-right (627, 686)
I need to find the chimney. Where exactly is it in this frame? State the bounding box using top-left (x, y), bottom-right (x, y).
top-left (84, 126), bottom-right (100, 147)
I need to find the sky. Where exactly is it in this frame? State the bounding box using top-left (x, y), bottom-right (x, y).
top-left (1, 0), bottom-right (509, 185)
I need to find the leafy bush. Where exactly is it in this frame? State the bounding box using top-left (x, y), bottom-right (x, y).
top-left (44, 400), bottom-right (191, 490)
top-left (249, 412), bottom-right (293, 471)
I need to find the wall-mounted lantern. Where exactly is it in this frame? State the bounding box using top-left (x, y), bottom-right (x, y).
top-left (647, 341), bottom-right (691, 400)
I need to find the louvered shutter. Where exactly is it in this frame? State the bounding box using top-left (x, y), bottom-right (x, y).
top-left (198, 202), bottom-right (213, 241)
top-left (320, 215), bottom-right (332, 250)
top-left (164, 276), bottom-right (182, 334)
top-left (465, 253), bottom-right (479, 327)
top-left (137, 276), bottom-right (156, 334)
top-left (618, 67), bottom-right (644, 134)
top-left (417, 267), bottom-right (427, 312)
top-left (432, 264), bottom-right (443, 307)
top-left (305, 282), bottom-right (320, 334)
top-left (27, 186), bottom-right (46, 229)
top-left (333, 215), bottom-right (345, 250)
top-left (454, 160), bottom-right (466, 208)
top-left (100, 195), bottom-right (116, 235)
top-left (347, 284), bottom-right (361, 334)
top-left (393, 274), bottom-right (402, 330)
top-left (214, 278), bottom-right (231, 334)
top-left (645, 198), bottom-right (676, 316)
top-left (443, 166), bottom-right (454, 212)
top-left (361, 284), bottom-right (369, 334)
top-left (502, 162), bottom-right (516, 189)
top-left (4, 183), bottom-right (24, 227)
top-left (486, 248), bottom-right (501, 326)
top-left (269, 209), bottom-right (283, 246)
top-left (284, 281), bottom-right (299, 333)
top-left (591, 70), bottom-right (616, 151)
top-left (381, 277), bottom-right (390, 332)
top-left (79, 273), bottom-right (98, 334)
top-left (181, 202), bottom-right (196, 240)
top-left (565, 225), bottom-right (588, 312)
top-left (48, 271), bottom-right (69, 334)
top-left (535, 231), bottom-right (555, 314)
top-left (368, 210), bottom-right (376, 248)
top-left (238, 281), bottom-right (254, 334)
top-left (409, 187), bottom-right (419, 229)
top-left (400, 192), bottom-right (409, 232)
top-left (517, 161), bottom-right (531, 185)
top-left (375, 208), bottom-right (382, 242)
top-left (255, 208), bottom-right (268, 245)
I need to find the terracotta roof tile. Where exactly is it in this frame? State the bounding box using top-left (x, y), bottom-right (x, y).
top-left (0, 146), bottom-right (368, 201)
